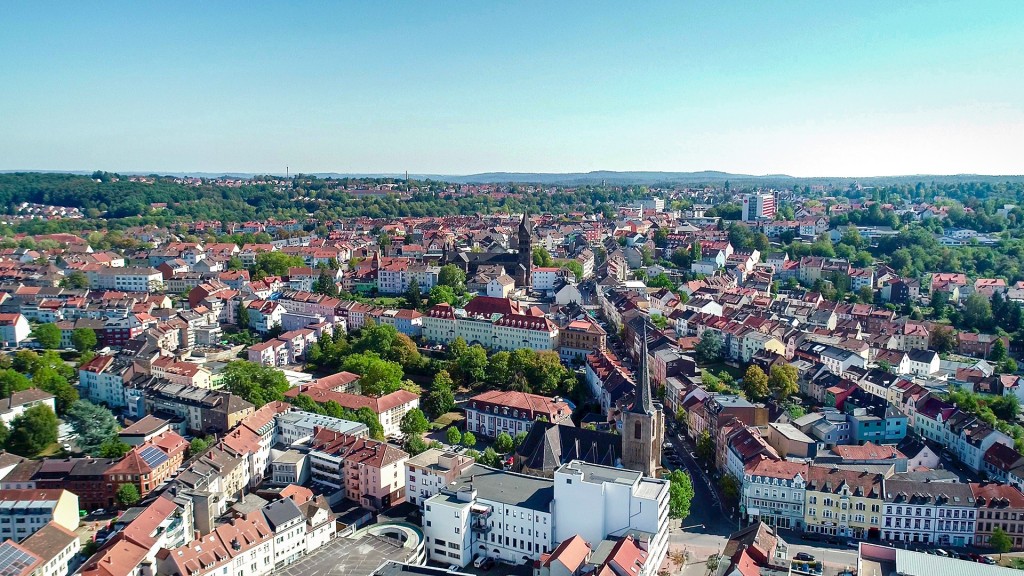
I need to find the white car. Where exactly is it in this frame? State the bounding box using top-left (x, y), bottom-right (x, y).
top-left (447, 565), bottom-right (460, 572)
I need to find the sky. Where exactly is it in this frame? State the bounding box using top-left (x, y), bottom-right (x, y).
top-left (1, 1), bottom-right (1022, 177)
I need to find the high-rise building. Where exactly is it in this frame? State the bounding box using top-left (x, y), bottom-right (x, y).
top-left (620, 326), bottom-right (664, 477)
top-left (742, 193), bottom-right (777, 221)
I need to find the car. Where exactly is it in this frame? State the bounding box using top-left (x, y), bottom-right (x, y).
top-left (934, 549), bottom-right (949, 557)
top-left (473, 557), bottom-right (486, 568)
top-left (794, 553), bottom-right (815, 562)
top-left (479, 558), bottom-right (495, 570)
top-left (93, 508), bottom-right (106, 516)
top-left (968, 553), bottom-right (981, 562)
top-left (846, 540), bottom-right (858, 549)
top-left (447, 565), bottom-right (460, 572)
top-left (825, 536), bottom-right (842, 545)
top-left (982, 556), bottom-right (997, 565)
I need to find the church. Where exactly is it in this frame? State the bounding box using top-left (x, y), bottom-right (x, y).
top-left (442, 211), bottom-right (533, 289)
top-left (621, 325), bottom-right (665, 477)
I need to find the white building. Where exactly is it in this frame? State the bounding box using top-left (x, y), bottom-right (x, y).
top-left (262, 497), bottom-right (307, 568)
top-left (0, 489), bottom-right (79, 543)
top-left (0, 314), bottom-right (30, 348)
top-left (0, 389), bottom-right (56, 427)
top-left (882, 479), bottom-right (977, 547)
top-left (422, 464), bottom-right (554, 567)
top-left (742, 193), bottom-right (776, 221)
top-left (275, 410), bottom-right (369, 445)
top-left (551, 461), bottom-right (670, 574)
top-left (20, 520), bottom-right (81, 576)
top-left (85, 266), bottom-right (163, 292)
top-left (405, 449), bottom-right (475, 509)
top-left (741, 459), bottom-right (808, 531)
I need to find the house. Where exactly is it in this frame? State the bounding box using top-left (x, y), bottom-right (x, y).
top-left (104, 431), bottom-right (188, 499)
top-left (0, 489), bottom-right (79, 543)
top-left (404, 448), bottom-right (475, 509)
top-left (0, 313), bottom-right (30, 347)
top-left (958, 333), bottom-right (1009, 360)
top-left (18, 521), bottom-right (81, 576)
top-left (0, 388), bottom-right (56, 426)
top-left (464, 390), bottom-right (573, 438)
top-left (284, 387), bottom-right (419, 438)
top-left (307, 428), bottom-right (408, 511)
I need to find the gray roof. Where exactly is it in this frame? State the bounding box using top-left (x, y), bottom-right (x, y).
top-left (451, 464), bottom-right (554, 511)
top-left (557, 460), bottom-right (641, 486)
top-left (261, 496), bottom-right (303, 530)
top-left (892, 548), bottom-right (1021, 576)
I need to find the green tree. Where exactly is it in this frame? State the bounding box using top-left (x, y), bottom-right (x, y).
top-left (494, 431), bottom-right (514, 453)
top-left (0, 369), bottom-right (32, 398)
top-left (31, 323), bottom-right (61, 349)
top-left (71, 328), bottom-right (98, 353)
top-left (461, 431), bottom-right (477, 448)
top-left (32, 365), bottom-right (78, 414)
top-left (532, 247), bottom-right (554, 267)
top-left (97, 439), bottom-right (131, 458)
top-left (930, 325), bottom-right (956, 353)
top-left (189, 436), bottom-right (213, 456)
top-left (647, 273), bottom-right (675, 289)
top-left (990, 527), bottom-right (1012, 559)
top-left (405, 278), bottom-right (423, 309)
top-left (696, 431), bottom-right (714, 463)
top-left (116, 483), bottom-right (140, 507)
top-left (425, 370), bottom-right (457, 417)
top-left (222, 360), bottom-right (291, 407)
top-left (718, 475), bottom-right (740, 505)
top-left (743, 365), bottom-right (770, 401)
top-left (438, 265), bottom-right (467, 292)
top-left (312, 268), bottom-right (339, 297)
top-left (963, 292), bottom-right (994, 330)
top-left (400, 408), bottom-right (430, 436)
top-left (446, 426), bottom-right (463, 446)
top-left (253, 251), bottom-right (305, 278)
top-left (768, 364), bottom-right (800, 400)
top-left (0, 421), bottom-right (9, 448)
top-left (341, 352), bottom-right (404, 396)
top-left (404, 435), bottom-right (428, 456)
top-left (667, 469), bottom-right (695, 520)
top-left (61, 271), bottom-right (89, 289)
top-left (478, 447), bottom-right (500, 467)
top-left (7, 404), bottom-right (59, 457)
top-left (227, 256), bottom-right (245, 271)
top-left (991, 338), bottom-right (1008, 362)
top-left (237, 302), bottom-right (250, 329)
top-left (65, 400), bottom-right (121, 455)
top-left (457, 345), bottom-right (488, 386)
top-left (857, 286), bottom-right (875, 304)
top-left (514, 431), bottom-right (528, 447)
top-left (694, 331), bottom-right (723, 363)
top-left (428, 285), bottom-right (457, 307)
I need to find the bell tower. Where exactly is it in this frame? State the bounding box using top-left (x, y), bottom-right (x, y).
top-left (621, 324), bottom-right (664, 476)
top-left (516, 210), bottom-right (532, 288)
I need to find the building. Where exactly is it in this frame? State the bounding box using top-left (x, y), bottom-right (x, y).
top-left (142, 381), bottom-right (255, 434)
top-left (156, 513), bottom-right (275, 576)
top-left (422, 299), bottom-right (559, 353)
top-left (803, 466), bottom-right (883, 540)
top-left (0, 389), bottom-right (56, 427)
top-left (882, 478), bottom-right (976, 547)
top-left (552, 461), bottom-right (670, 574)
top-left (19, 521), bottom-right (81, 576)
top-left (857, 542), bottom-right (1023, 576)
top-left (558, 319), bottom-right (607, 362)
top-left (405, 449), bottom-right (475, 509)
top-left (276, 410), bottom-right (368, 445)
top-left (741, 458), bottom-right (808, 531)
top-left (0, 313), bottom-right (30, 347)
top-left (971, 482), bottom-right (1024, 551)
top-left (421, 463), bottom-right (554, 567)
top-left (262, 497), bottom-right (307, 568)
top-left (85, 266), bottom-right (163, 292)
top-left (78, 354), bottom-right (133, 408)
top-left (514, 422), bottom-right (622, 478)
top-left (620, 327), bottom-right (664, 477)
top-left (104, 431), bottom-right (188, 499)
top-left (464, 390), bottom-right (573, 439)
top-left (307, 428), bottom-right (409, 511)
top-left (440, 212), bottom-right (533, 289)
top-left (0, 489), bottom-right (79, 543)
top-left (284, 387), bottom-right (419, 438)
top-left (742, 193), bottom-right (777, 221)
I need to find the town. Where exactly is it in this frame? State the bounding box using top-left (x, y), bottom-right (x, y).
top-left (0, 172), bottom-right (1023, 576)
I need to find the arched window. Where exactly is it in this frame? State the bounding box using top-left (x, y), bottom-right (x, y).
top-left (634, 421), bottom-right (642, 439)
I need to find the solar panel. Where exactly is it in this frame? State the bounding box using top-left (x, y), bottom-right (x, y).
top-left (139, 446), bottom-right (168, 468)
top-left (0, 541), bottom-right (39, 576)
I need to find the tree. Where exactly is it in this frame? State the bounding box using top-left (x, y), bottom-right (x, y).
top-left (963, 293), bottom-right (995, 331)
top-left (742, 365), bottom-right (770, 401)
top-left (116, 483), bottom-right (140, 507)
top-left (990, 395), bottom-right (1020, 421)
top-left (857, 286), bottom-right (875, 304)
top-left (990, 527), bottom-right (1012, 559)
top-left (400, 409), bottom-right (430, 436)
top-left (253, 252), bottom-right (305, 278)
top-left (514, 431), bottom-right (528, 447)
top-left (457, 345), bottom-right (489, 386)
top-left (405, 278), bottom-right (422, 309)
top-left (404, 435), bottom-right (428, 456)
top-left (718, 474), bottom-right (740, 505)
top-left (494, 431), bottom-right (514, 453)
top-left (428, 285), bottom-right (457, 307)
top-left (31, 323), bottom-right (61, 349)
top-left (32, 365), bottom-right (78, 414)
top-left (71, 328), bottom-right (98, 353)
top-left (478, 447), bottom-right (500, 467)
top-left (0, 369), bottom-right (32, 398)
top-left (991, 338), bottom-right (1008, 363)
top-left (61, 270), bottom-right (89, 289)
top-left (768, 364), bottom-right (799, 400)
top-left (532, 247), bottom-right (554, 268)
top-left (647, 274), bottom-right (675, 289)
top-left (341, 352), bottom-right (404, 396)
top-left (312, 268), bottom-right (339, 297)
top-left (446, 426), bottom-right (463, 446)
top-left (461, 431), bottom-right (477, 448)
top-left (189, 436), bottom-right (213, 456)
top-left (667, 469), bottom-right (695, 520)
top-left (65, 400), bottom-right (120, 455)
top-left (696, 431), bottom-right (714, 463)
top-left (0, 421), bottom-right (9, 448)
top-left (7, 404), bottom-right (58, 457)
top-left (930, 325), bottom-right (956, 353)
top-left (438, 265), bottom-right (467, 292)
top-left (97, 439), bottom-right (131, 458)
top-left (694, 331), bottom-right (723, 363)
top-left (425, 370), bottom-right (456, 417)
top-left (222, 360), bottom-right (291, 407)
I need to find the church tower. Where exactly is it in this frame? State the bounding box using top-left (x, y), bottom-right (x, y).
top-left (621, 324), bottom-right (664, 477)
top-left (516, 210), bottom-right (532, 288)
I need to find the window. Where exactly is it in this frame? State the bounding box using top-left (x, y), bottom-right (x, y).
top-left (634, 421), bottom-right (642, 439)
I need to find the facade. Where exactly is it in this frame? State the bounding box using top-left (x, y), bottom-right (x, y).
top-left (422, 298), bottom-right (558, 352)
top-left (882, 478), bottom-right (977, 547)
top-left (971, 482), bottom-right (1024, 551)
top-left (552, 461), bottom-right (670, 574)
top-left (20, 521), bottom-right (81, 576)
top-left (803, 466), bottom-right (883, 540)
top-left (405, 449), bottom-right (475, 509)
top-left (742, 193), bottom-right (777, 221)
top-left (464, 390), bottom-right (573, 439)
top-left (142, 381), bottom-right (255, 434)
top-left (0, 313), bottom-right (31, 347)
top-left (558, 319), bottom-right (607, 362)
top-left (741, 458), bottom-right (808, 530)
top-left (307, 428), bottom-right (409, 511)
top-left (105, 431), bottom-right (188, 499)
top-left (0, 489), bottom-right (79, 543)
top-left (85, 266), bottom-right (163, 292)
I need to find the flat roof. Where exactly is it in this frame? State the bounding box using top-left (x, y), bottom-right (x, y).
top-left (450, 464), bottom-right (554, 512)
top-left (558, 460), bottom-right (641, 485)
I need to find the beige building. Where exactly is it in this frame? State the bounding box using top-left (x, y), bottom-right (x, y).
top-left (0, 489), bottom-right (79, 543)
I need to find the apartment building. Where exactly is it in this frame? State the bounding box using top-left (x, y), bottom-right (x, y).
top-left (558, 319), bottom-right (606, 362)
top-left (0, 489), bottom-right (79, 543)
top-left (405, 449), bottom-right (475, 509)
top-left (741, 458), bottom-right (808, 531)
top-left (464, 390), bottom-right (573, 439)
top-left (0, 313), bottom-right (31, 347)
top-left (308, 429), bottom-right (408, 511)
top-left (143, 381), bottom-right (255, 434)
top-left (882, 478), bottom-right (976, 547)
top-left (803, 466), bottom-right (883, 540)
top-left (972, 482), bottom-right (1024, 551)
top-left (105, 431), bottom-right (188, 499)
top-left (85, 266), bottom-right (163, 292)
top-left (423, 298), bottom-right (559, 352)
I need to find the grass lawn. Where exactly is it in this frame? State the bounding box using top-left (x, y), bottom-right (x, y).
top-left (700, 361), bottom-right (744, 380)
top-left (431, 411), bottom-right (464, 430)
top-left (37, 442), bottom-right (65, 458)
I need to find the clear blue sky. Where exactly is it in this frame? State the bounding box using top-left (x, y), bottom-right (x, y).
top-left (1, 1), bottom-right (1022, 176)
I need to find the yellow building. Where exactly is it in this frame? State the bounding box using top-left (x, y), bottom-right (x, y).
top-left (803, 466), bottom-right (883, 540)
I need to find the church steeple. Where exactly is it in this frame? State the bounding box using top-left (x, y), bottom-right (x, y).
top-left (516, 210), bottom-right (532, 288)
top-left (631, 323), bottom-right (655, 415)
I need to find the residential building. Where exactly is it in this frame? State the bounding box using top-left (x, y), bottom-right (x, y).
top-left (0, 313), bottom-right (30, 347)
top-left (464, 390), bottom-right (573, 439)
top-left (19, 521), bottom-right (81, 576)
top-left (307, 428), bottom-right (408, 511)
top-left (803, 466), bottom-right (883, 540)
top-left (741, 458), bottom-right (808, 531)
top-left (971, 482), bottom-right (1024, 551)
top-left (0, 489), bottom-right (79, 543)
top-left (0, 389), bottom-right (56, 427)
top-left (405, 449), bottom-right (475, 509)
top-left (882, 478), bottom-right (976, 547)
top-left (742, 193), bottom-right (776, 221)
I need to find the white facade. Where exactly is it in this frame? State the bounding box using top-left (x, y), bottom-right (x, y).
top-left (85, 267), bottom-right (163, 292)
top-left (551, 461), bottom-right (670, 574)
top-left (0, 314), bottom-right (31, 347)
top-left (423, 314), bottom-right (558, 352)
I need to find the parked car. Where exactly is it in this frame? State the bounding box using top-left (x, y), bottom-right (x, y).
top-left (794, 553), bottom-right (815, 562)
top-left (982, 556), bottom-right (997, 565)
top-left (480, 558), bottom-right (495, 570)
top-left (447, 565), bottom-right (460, 572)
top-left (934, 549), bottom-right (949, 557)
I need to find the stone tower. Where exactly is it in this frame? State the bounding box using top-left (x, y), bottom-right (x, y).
top-left (516, 210), bottom-right (532, 288)
top-left (621, 324), bottom-right (665, 477)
